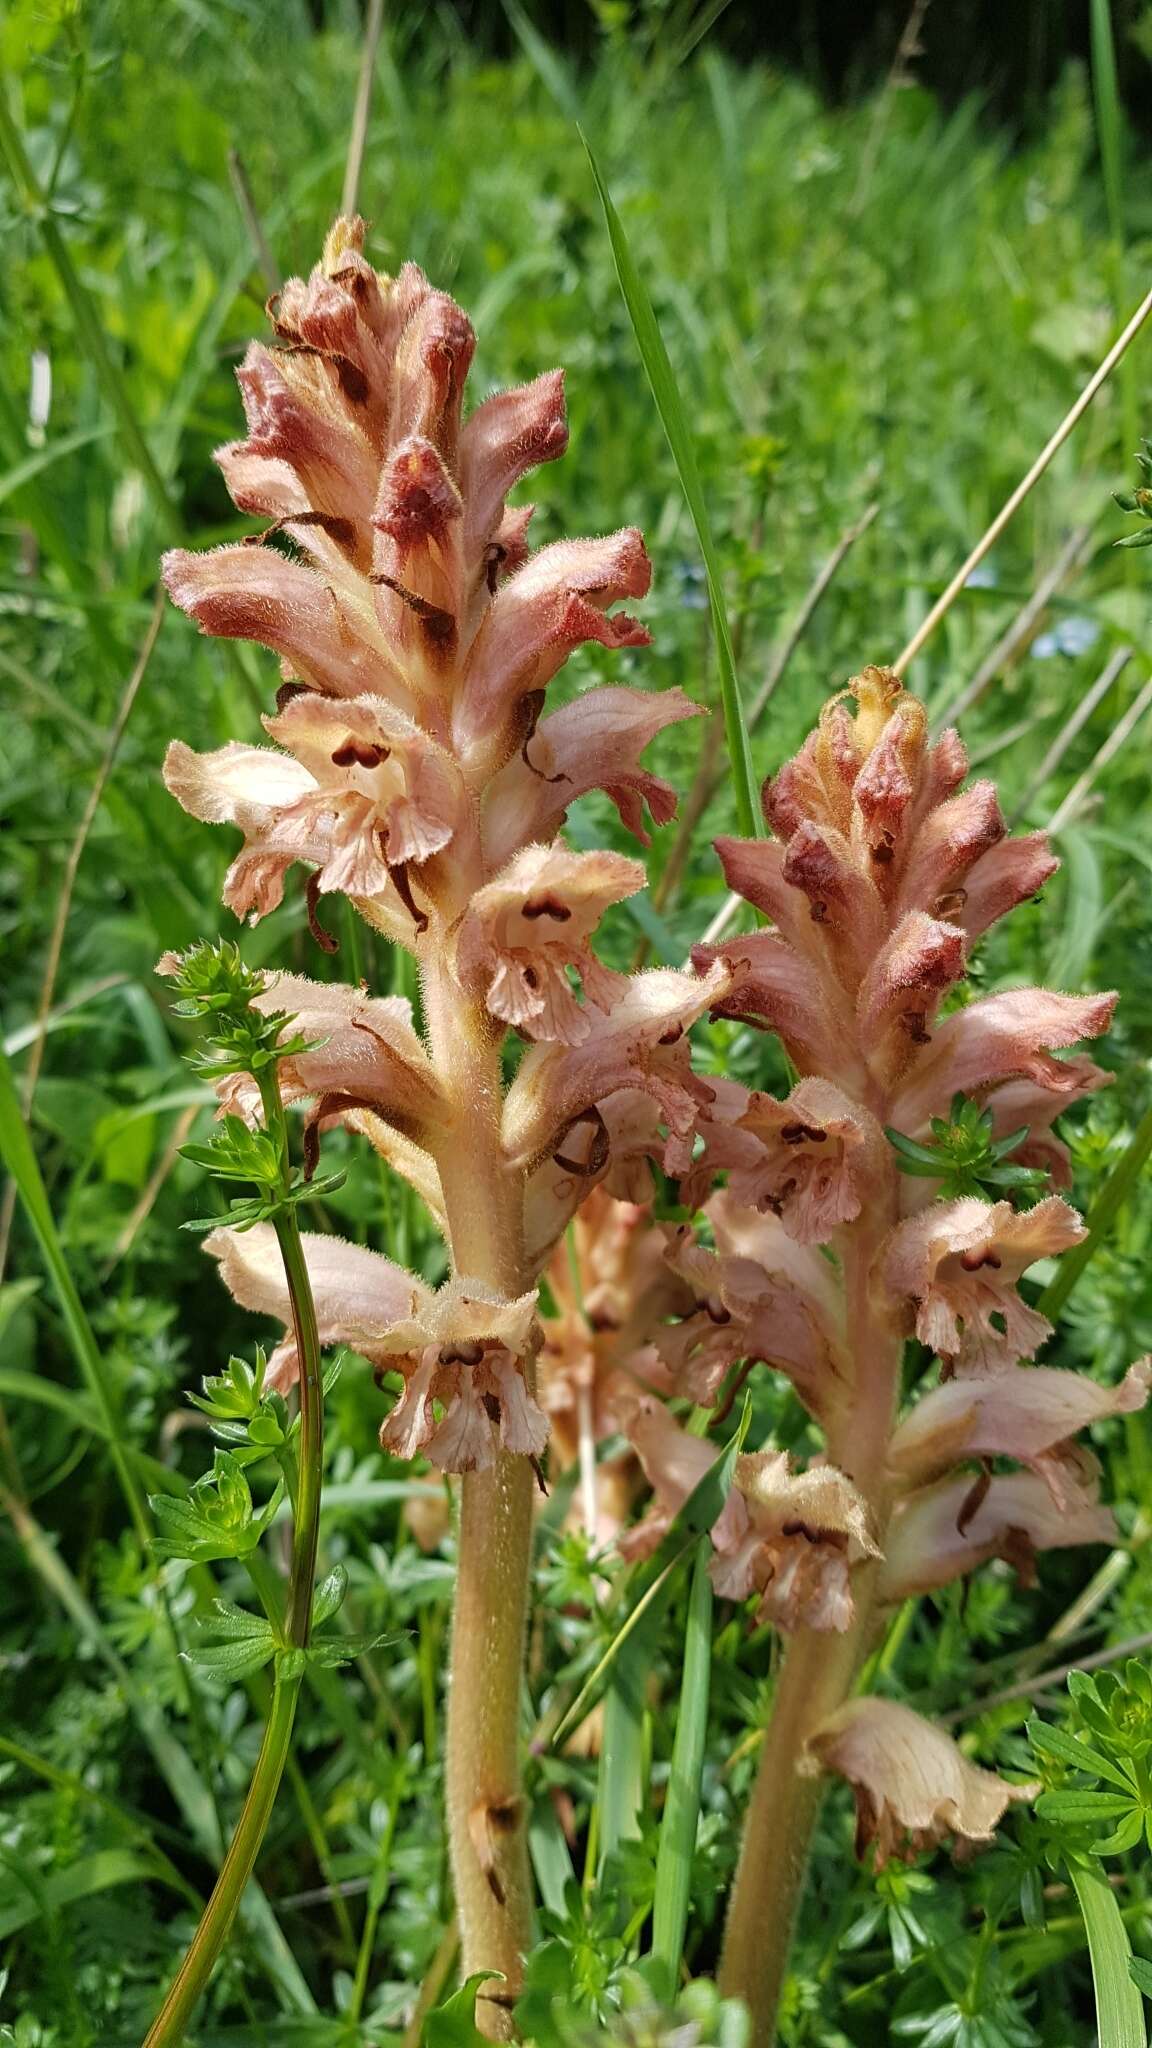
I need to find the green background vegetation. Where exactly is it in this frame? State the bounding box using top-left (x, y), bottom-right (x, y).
top-left (3, 2), bottom-right (1152, 2041)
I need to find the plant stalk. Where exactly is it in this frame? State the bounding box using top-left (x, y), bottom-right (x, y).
top-left (143, 1081), bottom-right (326, 2046)
top-left (421, 958), bottom-right (535, 2040)
top-left (719, 1201), bottom-right (901, 2045)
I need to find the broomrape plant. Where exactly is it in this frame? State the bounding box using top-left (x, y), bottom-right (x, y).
top-left (147, 218), bottom-right (1145, 2044)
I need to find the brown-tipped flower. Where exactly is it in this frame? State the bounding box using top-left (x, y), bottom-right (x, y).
top-left (804, 1697), bottom-right (1038, 1867)
top-left (882, 1193), bottom-right (1086, 1375)
top-left (883, 1469), bottom-right (1117, 1600)
top-left (455, 843), bottom-right (645, 1045)
top-left (204, 1223), bottom-right (417, 1392)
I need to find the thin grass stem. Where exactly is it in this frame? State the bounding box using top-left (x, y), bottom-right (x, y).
top-left (894, 285), bottom-right (1152, 677)
top-left (341, 0), bottom-right (386, 218)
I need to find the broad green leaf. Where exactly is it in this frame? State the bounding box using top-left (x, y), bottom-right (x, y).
top-left (1130, 1954), bottom-right (1152, 1998)
top-left (425, 1971), bottom-right (498, 2044)
top-left (0, 1849), bottom-right (174, 1941)
top-left (1093, 1808), bottom-right (1147, 1857)
top-left (203, 1598), bottom-right (278, 1641)
top-left (1035, 1790), bottom-right (1133, 1825)
top-left (186, 1637), bottom-right (278, 1680)
top-left (311, 1563), bottom-right (348, 1628)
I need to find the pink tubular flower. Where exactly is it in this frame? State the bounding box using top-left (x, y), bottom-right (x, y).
top-left (667, 662), bottom-right (1146, 1933)
top-left (501, 961), bottom-right (731, 1185)
top-left (162, 216), bottom-right (725, 1458)
top-left (163, 218), bottom-right (688, 951)
top-left (539, 1194), bottom-right (687, 1473)
top-left (622, 1398), bottom-right (881, 1636)
top-left (710, 1450), bottom-right (880, 1633)
top-left (729, 1078), bottom-right (883, 1243)
top-left (650, 1193), bottom-right (850, 1418)
top-left (804, 1698), bottom-right (1038, 1867)
top-left (454, 842), bottom-right (645, 1044)
top-left (888, 1358), bottom-right (1152, 1496)
top-left (373, 1277), bottom-right (546, 1471)
top-left (619, 1395), bottom-right (749, 1561)
top-left (883, 1194), bottom-right (1086, 1374)
top-left (883, 1469), bottom-right (1117, 1600)
top-left (207, 971), bottom-right (445, 1157)
top-left (204, 1223), bottom-right (417, 1392)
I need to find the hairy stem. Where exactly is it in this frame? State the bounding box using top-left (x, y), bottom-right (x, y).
top-left (144, 1082), bottom-right (325, 2047)
top-left (718, 1623), bottom-right (862, 2036)
top-left (422, 958), bottom-right (535, 2040)
top-left (720, 1201), bottom-right (901, 2046)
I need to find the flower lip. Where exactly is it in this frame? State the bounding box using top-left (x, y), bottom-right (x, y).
top-left (883, 1193), bottom-right (1086, 1374)
top-left (455, 841), bottom-right (645, 1045)
top-left (804, 1696), bottom-right (1038, 1867)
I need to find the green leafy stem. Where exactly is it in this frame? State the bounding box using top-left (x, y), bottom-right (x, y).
top-left (142, 947), bottom-right (335, 2044)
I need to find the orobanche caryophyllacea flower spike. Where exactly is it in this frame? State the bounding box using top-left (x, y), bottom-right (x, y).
top-left (603, 664), bottom-right (1145, 2044)
top-left (160, 218), bottom-right (724, 2035)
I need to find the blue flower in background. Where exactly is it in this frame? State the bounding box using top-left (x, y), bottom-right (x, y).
top-left (677, 561), bottom-right (709, 611)
top-left (1032, 615), bottom-right (1100, 659)
top-left (964, 560), bottom-right (999, 589)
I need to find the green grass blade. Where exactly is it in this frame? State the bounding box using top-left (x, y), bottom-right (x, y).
top-left (1047, 824), bottom-right (1105, 988)
top-left (500, 0), bottom-right (582, 123)
top-left (529, 1793), bottom-right (577, 1919)
top-left (1091, 0), bottom-right (1125, 249)
top-left (649, 1537), bottom-right (714, 1999)
top-left (0, 423), bottom-right (115, 507)
top-left (0, 1039), bottom-right (151, 1541)
top-left (5, 1493), bottom-right (316, 2013)
top-left (581, 127), bottom-right (760, 841)
top-left (0, 1366), bottom-right (186, 1495)
top-left (593, 1398), bottom-right (750, 1865)
top-left (1070, 1859), bottom-right (1147, 2048)
top-left (0, 1849), bottom-right (190, 1942)
top-left (552, 1396), bottom-right (751, 1755)
top-left (0, 93), bottom-right (180, 538)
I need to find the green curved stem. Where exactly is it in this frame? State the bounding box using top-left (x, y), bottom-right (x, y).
top-left (143, 1081), bottom-right (326, 2046)
top-left (142, 1671), bottom-right (305, 2045)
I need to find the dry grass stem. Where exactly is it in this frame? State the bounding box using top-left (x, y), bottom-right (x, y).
top-left (1009, 643), bottom-right (1132, 824)
top-left (0, 590), bottom-right (166, 1284)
